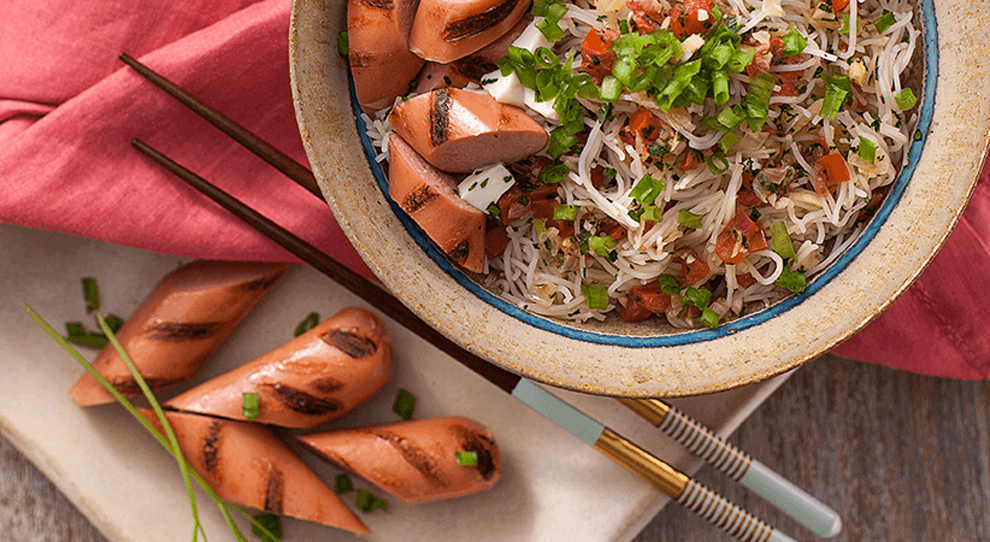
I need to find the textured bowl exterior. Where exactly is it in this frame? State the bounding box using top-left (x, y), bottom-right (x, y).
top-left (290, 0), bottom-right (990, 397)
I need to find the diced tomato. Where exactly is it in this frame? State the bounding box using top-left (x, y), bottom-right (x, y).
top-left (531, 198), bottom-right (557, 220)
top-left (675, 247), bottom-right (711, 284)
top-left (581, 28), bottom-right (618, 83)
top-left (816, 152), bottom-right (850, 186)
top-left (676, 149), bottom-right (702, 171)
top-left (591, 166), bottom-right (607, 188)
top-left (772, 69), bottom-right (803, 97)
top-left (600, 220), bottom-right (627, 240)
top-left (485, 225), bottom-right (511, 259)
top-left (497, 186), bottom-right (528, 225)
top-left (832, 0), bottom-right (850, 11)
top-left (715, 209), bottom-right (768, 264)
top-left (669, 0), bottom-right (714, 39)
top-left (548, 218), bottom-right (575, 238)
top-left (737, 188), bottom-right (762, 207)
top-left (858, 191), bottom-right (885, 222)
top-left (510, 156), bottom-right (554, 184)
top-left (629, 108), bottom-right (663, 142)
top-left (626, 1), bottom-right (666, 34)
top-left (620, 283), bottom-right (671, 322)
top-left (736, 271), bottom-right (757, 288)
top-left (527, 184), bottom-right (560, 201)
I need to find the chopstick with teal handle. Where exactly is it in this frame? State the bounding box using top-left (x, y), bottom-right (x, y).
top-left (131, 138), bottom-right (798, 542)
top-left (121, 52), bottom-right (841, 538)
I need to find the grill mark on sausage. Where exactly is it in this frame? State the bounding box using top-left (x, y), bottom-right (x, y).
top-left (108, 376), bottom-right (179, 395)
top-left (146, 321), bottom-right (223, 341)
top-left (349, 52), bottom-right (375, 68)
top-left (360, 0), bottom-right (394, 8)
top-left (453, 424), bottom-right (498, 479)
top-left (442, 0), bottom-right (519, 42)
top-left (202, 419), bottom-right (224, 476)
top-left (321, 329), bottom-right (377, 358)
top-left (429, 88), bottom-right (451, 147)
top-left (448, 240), bottom-right (471, 265)
top-left (401, 185), bottom-right (438, 214)
top-left (309, 376), bottom-right (345, 393)
top-left (370, 429), bottom-right (446, 487)
top-left (269, 383), bottom-right (341, 415)
top-left (452, 58), bottom-right (499, 81)
top-left (263, 467), bottom-right (285, 514)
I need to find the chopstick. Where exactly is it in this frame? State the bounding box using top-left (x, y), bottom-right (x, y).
top-left (121, 52), bottom-right (839, 538)
top-left (132, 137), bottom-right (797, 542)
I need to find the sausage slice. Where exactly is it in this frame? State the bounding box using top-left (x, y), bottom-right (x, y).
top-left (348, 0), bottom-right (424, 114)
top-left (296, 416), bottom-right (502, 504)
top-left (389, 88), bottom-right (549, 173)
top-left (387, 132), bottom-right (486, 273)
top-left (413, 17), bottom-right (528, 94)
top-left (165, 307), bottom-right (392, 429)
top-left (140, 409), bottom-right (369, 534)
top-left (409, 0), bottom-right (530, 63)
top-left (70, 261), bottom-right (289, 406)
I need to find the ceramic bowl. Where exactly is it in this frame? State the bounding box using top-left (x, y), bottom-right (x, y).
top-left (289, 0), bottom-right (990, 397)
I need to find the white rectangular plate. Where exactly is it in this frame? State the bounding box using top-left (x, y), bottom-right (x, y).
top-left (0, 223), bottom-right (789, 542)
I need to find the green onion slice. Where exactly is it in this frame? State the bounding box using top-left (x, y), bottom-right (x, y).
top-left (581, 284), bottom-right (609, 309)
top-left (252, 514), bottom-right (283, 542)
top-left (678, 210), bottom-right (704, 229)
top-left (895, 88), bottom-right (917, 111)
top-left (781, 25), bottom-right (807, 58)
top-left (707, 152), bottom-right (729, 174)
top-left (775, 266), bottom-right (807, 293)
top-left (456, 450), bottom-right (479, 466)
top-left (294, 312), bottom-right (319, 337)
top-left (589, 236), bottom-right (618, 257)
top-left (640, 205), bottom-right (662, 222)
top-left (874, 10), bottom-right (896, 34)
top-left (656, 274), bottom-right (681, 295)
top-left (741, 70), bottom-right (775, 131)
top-left (719, 131), bottom-right (740, 153)
top-left (355, 489), bottom-right (388, 512)
top-left (393, 388), bottom-right (416, 420)
top-left (700, 307), bottom-right (720, 329)
top-left (335, 474), bottom-right (354, 494)
top-left (630, 175), bottom-right (666, 204)
top-left (818, 72), bottom-right (852, 120)
top-left (858, 137), bottom-right (878, 164)
top-left (83, 277), bottom-right (99, 313)
top-left (553, 204), bottom-right (577, 221)
top-left (242, 392), bottom-right (260, 421)
top-left (541, 163), bottom-right (570, 184)
top-left (682, 287), bottom-right (712, 309)
top-left (769, 222), bottom-right (797, 261)
top-left (336, 31), bottom-right (348, 56)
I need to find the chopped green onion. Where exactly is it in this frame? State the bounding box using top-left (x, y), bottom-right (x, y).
top-left (553, 204), bottom-right (577, 221)
top-left (716, 106), bottom-right (745, 131)
top-left (335, 474), bottom-right (353, 494)
top-left (533, 218), bottom-right (548, 236)
top-left (818, 72), bottom-right (852, 120)
top-left (775, 266), bottom-right (807, 293)
top-left (104, 314), bottom-right (125, 333)
top-left (536, 14), bottom-right (566, 42)
top-left (619, 18), bottom-right (629, 34)
top-left (355, 489), bottom-right (388, 512)
top-left (456, 451), bottom-right (479, 467)
top-left (65, 322), bottom-right (86, 339)
top-left (839, 13), bottom-right (866, 34)
top-left (727, 46), bottom-right (754, 73)
top-left (656, 274), bottom-right (681, 295)
top-left (487, 202), bottom-right (501, 217)
top-left (741, 70), bottom-right (775, 131)
top-left (541, 163), bottom-right (570, 184)
top-left (656, 60), bottom-right (702, 111)
top-left (589, 236), bottom-right (618, 258)
top-left (769, 222), bottom-right (797, 261)
top-left (581, 284), bottom-right (609, 309)
top-left (913, 130), bottom-right (923, 141)
top-left (630, 175), bottom-right (666, 204)
top-left (874, 10), bottom-right (896, 34)
top-left (719, 131), bottom-right (740, 153)
top-left (858, 137), bottom-right (878, 164)
top-left (700, 307), bottom-right (720, 329)
top-left (599, 75), bottom-right (623, 103)
top-left (711, 71), bottom-right (730, 106)
top-left (707, 152), bottom-right (729, 174)
top-left (781, 25), bottom-right (807, 58)
top-left (682, 287), bottom-right (712, 309)
top-left (393, 388), bottom-right (416, 420)
top-left (548, 126), bottom-right (579, 159)
top-left (641, 205), bottom-right (662, 222)
top-left (336, 31), bottom-right (348, 56)
top-left (252, 514), bottom-right (283, 542)
top-left (242, 392), bottom-right (260, 421)
top-left (294, 312), bottom-right (319, 337)
top-left (678, 210), bottom-right (704, 229)
top-left (83, 277), bottom-right (99, 313)
top-left (65, 332), bottom-right (108, 349)
top-left (895, 88), bottom-right (917, 111)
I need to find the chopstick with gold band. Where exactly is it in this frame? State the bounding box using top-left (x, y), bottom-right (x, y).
top-left (120, 52), bottom-right (840, 538)
top-left (131, 138), bottom-right (796, 542)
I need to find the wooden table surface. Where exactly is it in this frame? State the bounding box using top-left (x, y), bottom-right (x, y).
top-left (3, 353), bottom-right (988, 542)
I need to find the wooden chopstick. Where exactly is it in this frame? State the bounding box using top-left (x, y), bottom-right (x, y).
top-left (123, 54), bottom-right (840, 538)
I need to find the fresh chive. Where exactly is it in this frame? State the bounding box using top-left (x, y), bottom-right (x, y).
top-left (553, 204), bottom-right (577, 221)
top-left (895, 88), bottom-right (917, 111)
top-left (858, 137), bottom-right (878, 164)
top-left (337, 31), bottom-right (349, 56)
top-left (874, 10), bottom-right (896, 34)
top-left (82, 277), bottom-right (99, 313)
top-left (66, 322), bottom-right (87, 338)
top-left (775, 266), bottom-right (807, 293)
top-left (105, 314), bottom-right (125, 333)
top-left (393, 388), bottom-right (416, 420)
top-left (707, 152), bottom-right (729, 174)
top-left (252, 514), bottom-right (283, 542)
top-left (678, 210), bottom-right (704, 229)
top-left (581, 284), bottom-right (609, 309)
top-left (335, 474), bottom-right (354, 494)
top-left (356, 489), bottom-right (388, 512)
top-left (456, 450), bottom-right (479, 466)
top-left (769, 222), bottom-right (797, 261)
top-left (656, 274), bottom-right (681, 295)
top-left (630, 175), bottom-right (666, 205)
top-left (294, 312), bottom-right (319, 337)
top-left (242, 392), bottom-right (260, 421)
top-left (700, 307), bottom-right (720, 329)
top-left (65, 332), bottom-right (109, 349)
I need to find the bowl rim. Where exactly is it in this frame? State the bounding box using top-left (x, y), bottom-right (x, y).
top-left (290, 0), bottom-right (990, 397)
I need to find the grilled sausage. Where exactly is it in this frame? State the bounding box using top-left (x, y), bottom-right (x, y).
top-left (140, 409), bottom-right (369, 534)
top-left (413, 17), bottom-right (527, 94)
top-left (389, 88), bottom-right (549, 173)
top-left (70, 261), bottom-right (289, 406)
top-left (409, 0), bottom-right (529, 63)
top-left (165, 307), bottom-right (392, 429)
top-left (387, 132), bottom-right (486, 273)
top-left (296, 416), bottom-right (501, 504)
top-left (413, 62), bottom-right (476, 95)
top-left (348, 0), bottom-right (424, 114)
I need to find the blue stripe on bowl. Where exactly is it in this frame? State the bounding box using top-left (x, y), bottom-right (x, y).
top-left (352, 0), bottom-right (938, 347)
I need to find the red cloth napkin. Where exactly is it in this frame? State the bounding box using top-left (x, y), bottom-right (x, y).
top-left (1, 0), bottom-right (987, 379)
